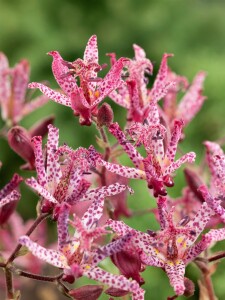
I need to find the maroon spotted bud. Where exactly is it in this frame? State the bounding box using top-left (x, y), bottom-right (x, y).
top-left (41, 199), bottom-right (54, 214)
top-left (111, 249), bottom-right (145, 285)
top-left (105, 287), bottom-right (129, 297)
top-left (184, 168), bottom-right (204, 202)
top-left (183, 277), bottom-right (195, 297)
top-left (69, 285), bottom-right (103, 300)
top-left (7, 126), bottom-right (35, 169)
top-left (0, 199), bottom-right (18, 226)
top-left (163, 175), bottom-right (174, 187)
top-left (97, 103), bottom-right (114, 127)
top-left (29, 115), bottom-right (55, 137)
top-left (62, 273), bottom-right (75, 284)
top-left (148, 178), bottom-right (167, 198)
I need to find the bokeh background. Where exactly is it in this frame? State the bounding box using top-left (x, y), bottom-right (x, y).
top-left (1, 0), bottom-right (225, 299)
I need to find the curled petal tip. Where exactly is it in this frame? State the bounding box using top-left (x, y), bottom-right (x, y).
top-left (47, 50), bottom-right (60, 57)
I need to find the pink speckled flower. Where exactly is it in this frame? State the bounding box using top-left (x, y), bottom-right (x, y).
top-left (19, 201), bottom-right (144, 300)
top-left (196, 142), bottom-right (225, 223)
top-left (92, 120), bottom-right (195, 197)
top-left (107, 198), bottom-right (225, 296)
top-left (25, 124), bottom-right (133, 217)
top-left (109, 46), bottom-right (174, 123)
top-left (162, 70), bottom-right (206, 129)
top-left (0, 52), bottom-right (49, 126)
top-left (28, 35), bottom-right (128, 125)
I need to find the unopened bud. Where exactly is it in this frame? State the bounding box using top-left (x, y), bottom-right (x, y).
top-left (111, 249), bottom-right (144, 285)
top-left (97, 103), bottom-right (114, 127)
top-left (29, 115), bottom-right (55, 137)
top-left (8, 126), bottom-right (35, 169)
top-left (183, 277), bottom-right (195, 297)
top-left (69, 285), bottom-right (103, 300)
top-left (105, 287), bottom-right (129, 297)
top-left (148, 178), bottom-right (167, 197)
top-left (0, 201), bottom-right (17, 225)
top-left (62, 274), bottom-right (75, 284)
top-left (41, 199), bottom-right (54, 214)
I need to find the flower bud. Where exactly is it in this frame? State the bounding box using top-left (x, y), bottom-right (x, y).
top-left (105, 287), bottom-right (129, 297)
top-left (7, 126), bottom-right (35, 169)
top-left (69, 285), bottom-right (103, 300)
top-left (97, 103), bottom-right (114, 127)
top-left (29, 115), bottom-right (55, 137)
top-left (62, 273), bottom-right (75, 284)
top-left (111, 249), bottom-right (145, 285)
top-left (41, 199), bottom-right (54, 214)
top-left (0, 201), bottom-right (18, 225)
top-left (183, 277), bottom-right (195, 297)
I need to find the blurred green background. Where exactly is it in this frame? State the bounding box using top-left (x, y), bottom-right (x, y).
top-left (1, 0), bottom-right (225, 299)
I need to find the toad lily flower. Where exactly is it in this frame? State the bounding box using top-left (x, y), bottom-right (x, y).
top-left (92, 120), bottom-right (195, 197)
top-left (162, 70), bottom-right (206, 128)
top-left (19, 201), bottom-right (144, 300)
top-left (25, 125), bottom-right (132, 216)
top-left (0, 52), bottom-right (49, 126)
top-left (197, 142), bottom-right (225, 223)
top-left (28, 35), bottom-right (128, 125)
top-left (110, 46), bottom-right (175, 123)
top-left (107, 197), bottom-right (225, 296)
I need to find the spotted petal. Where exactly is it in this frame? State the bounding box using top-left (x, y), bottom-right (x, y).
top-left (28, 82), bottom-right (71, 107)
top-left (177, 71), bottom-right (206, 125)
top-left (48, 51), bottom-right (77, 95)
top-left (165, 259), bottom-right (185, 296)
top-left (19, 235), bottom-right (68, 268)
top-left (92, 58), bottom-right (127, 107)
top-left (25, 177), bottom-right (57, 203)
top-left (163, 152), bottom-right (196, 177)
top-left (83, 266), bottom-right (145, 300)
top-left (0, 190), bottom-right (21, 208)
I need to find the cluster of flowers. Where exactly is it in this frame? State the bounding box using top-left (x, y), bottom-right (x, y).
top-left (1, 35), bottom-right (225, 299)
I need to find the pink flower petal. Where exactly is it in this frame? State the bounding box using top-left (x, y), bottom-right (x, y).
top-left (93, 232), bottom-right (134, 265)
top-left (31, 136), bottom-right (47, 187)
top-left (0, 190), bottom-right (21, 208)
top-left (109, 122), bottom-right (143, 168)
top-left (46, 125), bottom-right (62, 193)
top-left (28, 82), bottom-right (71, 107)
top-left (150, 53), bottom-right (174, 102)
top-left (165, 259), bottom-right (185, 295)
top-left (97, 159), bottom-right (146, 180)
top-left (83, 266), bottom-right (145, 300)
top-left (177, 71), bottom-right (206, 125)
top-left (0, 173), bottom-right (23, 199)
top-left (19, 235), bottom-right (67, 268)
top-left (92, 57), bottom-right (127, 107)
top-left (57, 203), bottom-right (70, 251)
top-left (81, 194), bottom-right (104, 229)
top-left (83, 35), bottom-right (98, 65)
top-left (165, 119), bottom-right (184, 162)
top-left (25, 177), bottom-right (57, 203)
top-left (163, 152), bottom-right (196, 176)
top-left (48, 51), bottom-right (77, 96)
top-left (11, 59), bottom-right (30, 119)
